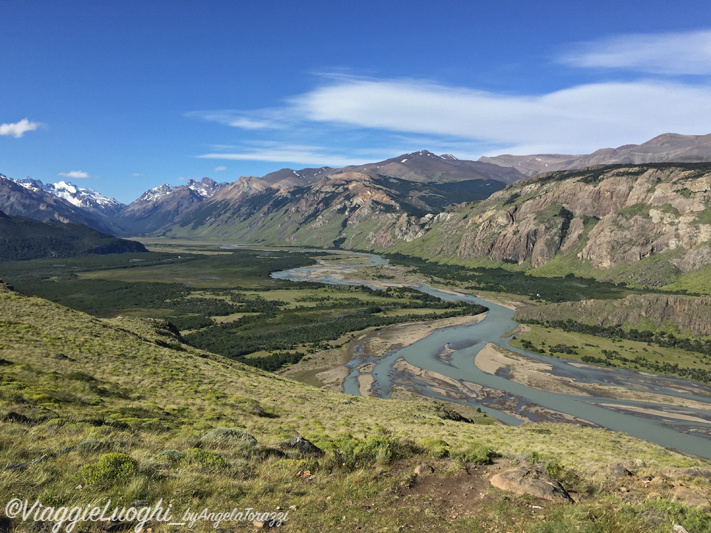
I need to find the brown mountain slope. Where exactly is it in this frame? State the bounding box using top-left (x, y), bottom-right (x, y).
top-left (161, 172), bottom-right (505, 247)
top-left (481, 133), bottom-right (711, 177)
top-left (337, 150), bottom-right (526, 184)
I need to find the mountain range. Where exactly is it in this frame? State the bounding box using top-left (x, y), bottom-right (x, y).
top-left (0, 149), bottom-right (523, 238)
top-left (2, 133), bottom-right (711, 288)
top-left (0, 174), bottom-right (119, 234)
top-left (480, 132), bottom-right (711, 176)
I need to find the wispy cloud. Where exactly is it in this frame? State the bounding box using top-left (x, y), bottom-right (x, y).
top-left (191, 76), bottom-right (711, 156)
top-left (58, 170), bottom-right (90, 179)
top-left (214, 166), bottom-right (227, 172)
top-left (0, 118), bottom-right (43, 138)
top-left (189, 30), bottom-right (711, 160)
top-left (185, 109), bottom-right (292, 130)
top-left (293, 76), bottom-right (711, 154)
top-left (198, 144), bottom-right (372, 167)
top-left (559, 29), bottom-right (711, 75)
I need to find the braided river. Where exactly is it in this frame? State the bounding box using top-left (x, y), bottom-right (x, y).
top-left (273, 252), bottom-right (711, 460)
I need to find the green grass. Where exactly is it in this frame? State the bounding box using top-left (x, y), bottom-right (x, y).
top-left (1, 242), bottom-right (710, 531)
top-left (510, 324), bottom-right (711, 381)
top-left (663, 264), bottom-right (711, 295)
top-left (0, 249), bottom-right (485, 373)
top-left (1, 281), bottom-right (709, 532)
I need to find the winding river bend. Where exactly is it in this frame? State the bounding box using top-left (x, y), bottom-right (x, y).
top-left (273, 252), bottom-right (711, 460)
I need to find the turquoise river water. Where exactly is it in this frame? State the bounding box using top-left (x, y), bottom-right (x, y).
top-left (273, 252), bottom-right (711, 460)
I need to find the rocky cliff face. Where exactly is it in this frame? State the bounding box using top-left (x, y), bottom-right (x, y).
top-left (513, 294), bottom-right (711, 337)
top-left (397, 164), bottom-right (711, 285)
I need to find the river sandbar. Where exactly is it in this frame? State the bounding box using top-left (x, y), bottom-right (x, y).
top-left (475, 344), bottom-right (711, 411)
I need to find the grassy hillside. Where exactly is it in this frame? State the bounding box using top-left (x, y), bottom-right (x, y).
top-left (1, 282), bottom-right (711, 531)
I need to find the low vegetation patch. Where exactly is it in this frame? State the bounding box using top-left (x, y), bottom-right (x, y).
top-left (511, 323), bottom-right (711, 383)
top-left (81, 452), bottom-right (138, 485)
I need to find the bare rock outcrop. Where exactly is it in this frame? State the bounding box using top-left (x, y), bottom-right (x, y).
top-left (403, 164), bottom-right (711, 286)
top-left (489, 466), bottom-right (574, 503)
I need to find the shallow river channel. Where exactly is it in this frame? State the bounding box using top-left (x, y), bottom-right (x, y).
top-left (273, 252), bottom-right (711, 460)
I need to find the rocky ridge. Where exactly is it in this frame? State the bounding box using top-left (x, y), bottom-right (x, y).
top-left (481, 133), bottom-right (711, 177)
top-left (513, 294), bottom-right (711, 337)
top-left (161, 171), bottom-right (504, 247)
top-left (395, 164), bottom-right (711, 285)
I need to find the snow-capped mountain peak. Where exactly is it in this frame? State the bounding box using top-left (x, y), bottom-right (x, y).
top-left (186, 177), bottom-right (223, 197)
top-left (135, 178), bottom-right (225, 204)
top-left (47, 180), bottom-right (123, 210)
top-left (16, 177), bottom-right (45, 192)
top-left (138, 184), bottom-right (176, 203)
top-left (8, 176), bottom-right (124, 215)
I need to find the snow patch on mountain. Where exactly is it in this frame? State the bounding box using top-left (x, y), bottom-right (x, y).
top-left (8, 176), bottom-right (123, 213)
top-left (138, 184), bottom-right (176, 203)
top-left (136, 178), bottom-right (225, 203)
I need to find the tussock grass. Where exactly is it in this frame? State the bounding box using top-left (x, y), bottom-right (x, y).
top-left (1, 284), bottom-right (709, 531)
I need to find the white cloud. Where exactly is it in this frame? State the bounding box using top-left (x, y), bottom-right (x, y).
top-left (287, 76), bottom-right (711, 154)
top-left (58, 170), bottom-right (90, 179)
top-left (559, 29), bottom-right (711, 75)
top-left (0, 118), bottom-right (42, 138)
top-left (214, 166), bottom-right (227, 172)
top-left (198, 144), bottom-right (371, 167)
top-left (190, 29), bottom-right (711, 161)
top-left (185, 109), bottom-right (292, 130)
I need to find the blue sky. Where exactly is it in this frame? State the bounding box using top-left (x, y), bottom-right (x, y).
top-left (3, 0), bottom-right (711, 203)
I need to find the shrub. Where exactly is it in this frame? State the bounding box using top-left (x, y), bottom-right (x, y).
top-left (201, 428), bottom-right (258, 450)
top-left (421, 438), bottom-right (450, 458)
top-left (156, 449), bottom-right (184, 465)
top-left (81, 452), bottom-right (137, 485)
top-left (527, 450), bottom-right (543, 464)
top-left (457, 442), bottom-right (498, 465)
top-left (180, 449), bottom-right (227, 470)
top-left (320, 435), bottom-right (418, 469)
top-left (544, 459), bottom-right (565, 479)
